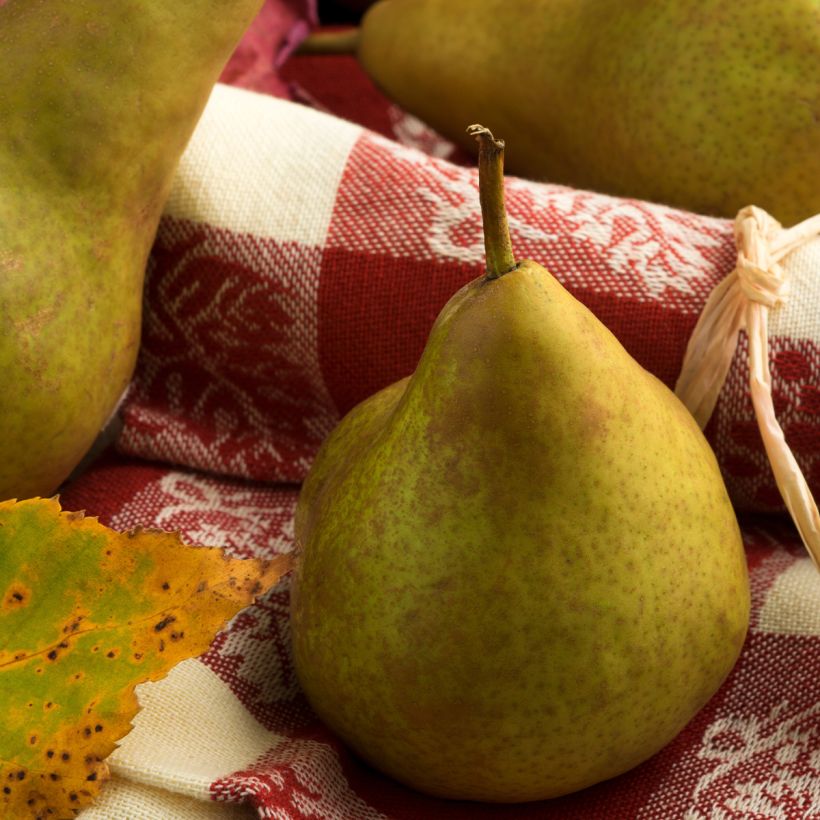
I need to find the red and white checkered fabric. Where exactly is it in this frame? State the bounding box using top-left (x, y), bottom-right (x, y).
top-left (67, 33), bottom-right (820, 820)
top-left (64, 457), bottom-right (817, 819)
top-left (119, 84), bottom-right (819, 516)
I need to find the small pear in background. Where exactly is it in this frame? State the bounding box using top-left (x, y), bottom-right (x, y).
top-left (290, 126), bottom-right (750, 802)
top-left (335, 0), bottom-right (820, 224)
top-left (0, 0), bottom-right (264, 501)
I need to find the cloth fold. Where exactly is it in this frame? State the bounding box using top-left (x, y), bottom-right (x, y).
top-left (120, 84), bottom-right (819, 519)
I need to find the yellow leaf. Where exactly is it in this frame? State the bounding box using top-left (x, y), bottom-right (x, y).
top-left (0, 497), bottom-right (291, 819)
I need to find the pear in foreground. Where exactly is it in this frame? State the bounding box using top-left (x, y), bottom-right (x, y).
top-left (0, 0), bottom-right (263, 501)
top-left (290, 128), bottom-right (749, 802)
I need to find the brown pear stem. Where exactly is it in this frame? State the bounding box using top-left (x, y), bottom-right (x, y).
top-left (468, 124), bottom-right (517, 279)
top-left (295, 28), bottom-right (361, 56)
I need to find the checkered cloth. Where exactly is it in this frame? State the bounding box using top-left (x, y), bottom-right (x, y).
top-left (68, 45), bottom-right (820, 820)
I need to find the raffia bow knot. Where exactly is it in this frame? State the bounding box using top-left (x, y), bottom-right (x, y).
top-left (735, 206), bottom-right (790, 308)
top-left (675, 204), bottom-right (820, 567)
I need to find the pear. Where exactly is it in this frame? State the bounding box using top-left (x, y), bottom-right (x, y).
top-left (313, 0), bottom-right (820, 224)
top-left (290, 126), bottom-right (750, 802)
top-left (0, 0), bottom-right (264, 501)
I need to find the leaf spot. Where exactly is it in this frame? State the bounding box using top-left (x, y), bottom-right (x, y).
top-left (63, 619), bottom-right (82, 633)
top-left (3, 583), bottom-right (30, 608)
top-left (154, 615), bottom-right (176, 632)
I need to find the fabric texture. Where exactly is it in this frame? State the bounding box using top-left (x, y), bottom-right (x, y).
top-left (118, 84), bottom-right (819, 517)
top-left (64, 28), bottom-right (820, 820)
top-left (65, 458), bottom-right (818, 819)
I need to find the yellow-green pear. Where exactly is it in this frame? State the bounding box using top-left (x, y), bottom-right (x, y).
top-left (0, 0), bottom-right (264, 501)
top-left (311, 0), bottom-right (820, 224)
top-left (290, 127), bottom-right (750, 802)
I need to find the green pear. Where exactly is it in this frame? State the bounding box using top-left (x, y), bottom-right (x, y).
top-left (290, 126), bottom-right (750, 802)
top-left (0, 0), bottom-right (264, 501)
top-left (318, 0), bottom-right (820, 224)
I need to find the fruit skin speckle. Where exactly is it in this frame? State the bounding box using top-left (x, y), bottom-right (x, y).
top-left (358, 0), bottom-right (820, 223)
top-left (291, 265), bottom-right (750, 801)
top-left (291, 156), bottom-right (749, 800)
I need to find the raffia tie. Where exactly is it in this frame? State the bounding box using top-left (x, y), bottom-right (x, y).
top-left (675, 205), bottom-right (820, 568)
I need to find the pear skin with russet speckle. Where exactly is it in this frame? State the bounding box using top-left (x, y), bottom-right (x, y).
top-left (290, 128), bottom-right (749, 802)
top-left (355, 0), bottom-right (820, 224)
top-left (0, 0), bottom-right (265, 501)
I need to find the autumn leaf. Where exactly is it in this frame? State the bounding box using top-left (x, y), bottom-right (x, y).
top-left (0, 497), bottom-right (291, 820)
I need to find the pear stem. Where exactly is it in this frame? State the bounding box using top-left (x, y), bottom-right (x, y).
top-left (468, 124), bottom-right (517, 279)
top-left (295, 28), bottom-right (361, 55)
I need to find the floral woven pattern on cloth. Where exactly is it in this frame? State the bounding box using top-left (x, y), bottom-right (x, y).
top-left (63, 456), bottom-right (819, 819)
top-left (119, 85), bottom-right (819, 517)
